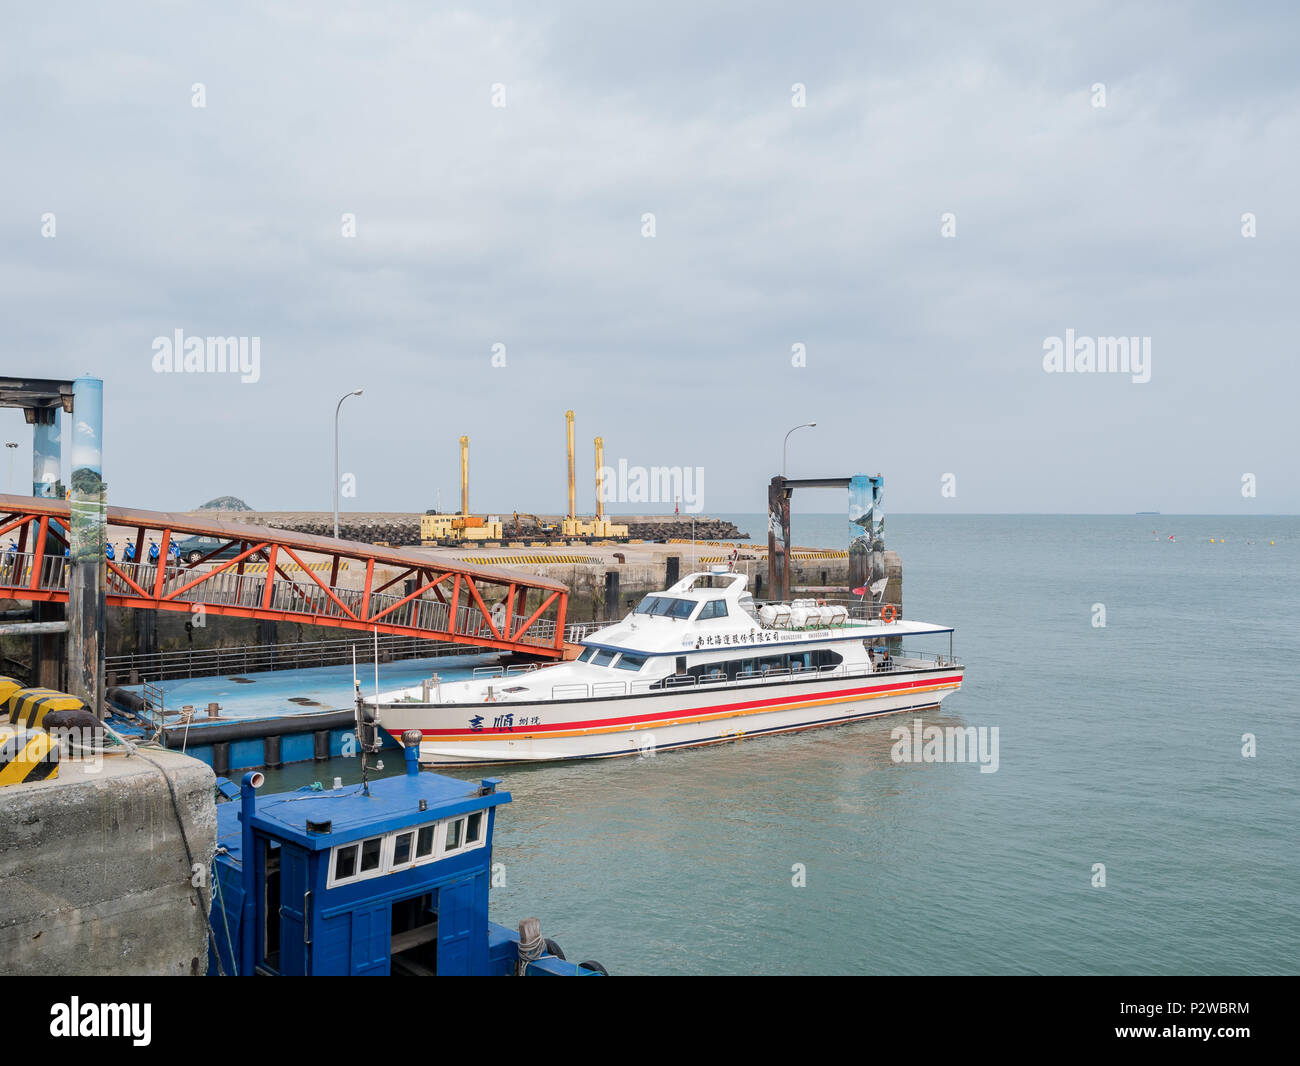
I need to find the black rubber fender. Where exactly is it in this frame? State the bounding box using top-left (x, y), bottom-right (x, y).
top-left (578, 960), bottom-right (610, 976)
top-left (543, 937), bottom-right (566, 961)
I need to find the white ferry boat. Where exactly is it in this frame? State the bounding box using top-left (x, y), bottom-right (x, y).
top-left (371, 570), bottom-right (964, 765)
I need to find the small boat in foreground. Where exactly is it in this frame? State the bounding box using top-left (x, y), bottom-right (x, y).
top-left (372, 569), bottom-right (965, 766)
top-left (207, 740), bottom-right (606, 976)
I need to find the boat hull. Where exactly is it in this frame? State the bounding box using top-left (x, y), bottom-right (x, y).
top-left (377, 666), bottom-right (965, 765)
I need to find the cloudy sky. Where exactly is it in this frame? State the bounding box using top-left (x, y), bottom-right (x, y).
top-left (2, 1), bottom-right (1295, 515)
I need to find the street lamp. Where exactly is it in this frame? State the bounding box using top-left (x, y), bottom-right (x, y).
top-left (782, 422), bottom-right (816, 477)
top-left (333, 389), bottom-right (364, 539)
top-left (5, 442), bottom-right (17, 493)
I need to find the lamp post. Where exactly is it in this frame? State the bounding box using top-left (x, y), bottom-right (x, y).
top-left (782, 422), bottom-right (816, 477)
top-left (5, 442), bottom-right (17, 492)
top-left (333, 389), bottom-right (364, 539)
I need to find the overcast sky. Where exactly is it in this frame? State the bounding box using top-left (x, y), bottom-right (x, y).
top-left (2, 1), bottom-right (1295, 515)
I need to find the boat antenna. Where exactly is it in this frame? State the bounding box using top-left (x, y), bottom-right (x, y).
top-left (352, 640), bottom-right (382, 797)
top-left (352, 646), bottom-right (369, 795)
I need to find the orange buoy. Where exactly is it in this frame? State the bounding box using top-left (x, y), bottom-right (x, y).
top-left (881, 605), bottom-right (898, 623)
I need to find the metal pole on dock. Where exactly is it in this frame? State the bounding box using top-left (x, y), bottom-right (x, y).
top-left (333, 388), bottom-right (363, 538)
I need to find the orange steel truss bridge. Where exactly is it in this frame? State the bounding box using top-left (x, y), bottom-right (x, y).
top-left (0, 495), bottom-right (569, 658)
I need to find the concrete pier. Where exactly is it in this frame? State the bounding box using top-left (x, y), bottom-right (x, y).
top-left (0, 746), bottom-right (215, 975)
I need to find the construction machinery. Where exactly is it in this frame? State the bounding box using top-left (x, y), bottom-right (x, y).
top-left (419, 436), bottom-right (504, 545)
top-left (508, 512), bottom-right (561, 539)
top-left (419, 418), bottom-right (627, 546)
top-left (559, 416), bottom-right (628, 540)
top-left (420, 513), bottom-right (504, 545)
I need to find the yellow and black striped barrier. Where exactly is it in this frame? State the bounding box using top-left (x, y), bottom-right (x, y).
top-left (0, 676), bottom-right (25, 707)
top-left (0, 726), bottom-right (59, 785)
top-left (235, 561), bottom-right (341, 574)
top-left (5, 688), bottom-right (87, 730)
top-left (458, 554), bottom-right (598, 565)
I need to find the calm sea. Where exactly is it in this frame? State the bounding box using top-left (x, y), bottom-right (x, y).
top-left (274, 514), bottom-right (1300, 975)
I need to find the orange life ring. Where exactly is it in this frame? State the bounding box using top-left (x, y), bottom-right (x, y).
top-left (881, 605), bottom-right (898, 623)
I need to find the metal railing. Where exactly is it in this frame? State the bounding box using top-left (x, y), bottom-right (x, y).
top-left (105, 632), bottom-right (477, 686)
top-left (750, 597), bottom-right (904, 625)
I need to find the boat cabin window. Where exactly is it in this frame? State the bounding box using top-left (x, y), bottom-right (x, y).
top-left (682, 647), bottom-right (844, 684)
top-left (698, 600), bottom-right (729, 620)
top-left (614, 653), bottom-right (646, 672)
top-left (334, 844), bottom-right (359, 881)
top-left (576, 647), bottom-right (598, 662)
top-left (592, 649), bottom-right (618, 667)
top-left (328, 812), bottom-right (492, 887)
top-left (330, 834), bottom-right (386, 887)
top-left (636, 595), bottom-right (694, 619)
top-left (466, 811), bottom-right (484, 845)
top-left (392, 831), bottom-right (414, 868)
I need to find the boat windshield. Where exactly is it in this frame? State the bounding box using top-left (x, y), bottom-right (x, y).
top-left (634, 595), bottom-right (695, 619)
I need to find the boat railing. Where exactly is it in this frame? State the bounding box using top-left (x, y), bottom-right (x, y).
top-left (564, 621), bottom-right (605, 643)
top-left (471, 663), bottom-right (542, 682)
top-left (591, 681), bottom-right (629, 699)
top-left (750, 597), bottom-right (904, 626)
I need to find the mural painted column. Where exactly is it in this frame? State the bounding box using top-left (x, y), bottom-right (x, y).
top-left (66, 377), bottom-right (106, 715)
top-left (767, 475), bottom-right (791, 602)
top-left (32, 414), bottom-right (60, 497)
top-left (848, 474), bottom-right (885, 605)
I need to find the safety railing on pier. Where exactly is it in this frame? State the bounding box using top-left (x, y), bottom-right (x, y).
top-left (105, 632), bottom-right (483, 687)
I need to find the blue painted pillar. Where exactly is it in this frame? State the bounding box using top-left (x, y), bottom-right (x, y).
top-left (239, 772), bottom-right (263, 977)
top-left (32, 416), bottom-right (60, 497)
top-left (66, 378), bottom-right (106, 714)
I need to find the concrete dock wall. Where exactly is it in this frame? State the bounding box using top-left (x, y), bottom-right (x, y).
top-left (0, 746), bottom-right (215, 975)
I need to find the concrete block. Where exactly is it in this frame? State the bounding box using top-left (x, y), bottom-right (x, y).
top-left (0, 746), bottom-right (215, 975)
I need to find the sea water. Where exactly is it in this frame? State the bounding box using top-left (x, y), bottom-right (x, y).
top-left (477, 514), bottom-right (1298, 974)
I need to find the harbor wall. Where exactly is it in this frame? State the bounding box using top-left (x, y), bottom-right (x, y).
top-left (0, 747), bottom-right (215, 975)
top-left (186, 510), bottom-right (746, 546)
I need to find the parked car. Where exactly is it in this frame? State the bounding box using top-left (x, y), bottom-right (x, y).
top-left (174, 535), bottom-right (242, 564)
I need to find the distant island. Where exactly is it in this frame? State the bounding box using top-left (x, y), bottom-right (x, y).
top-left (196, 495), bottom-right (252, 511)
top-left (1135, 511), bottom-right (1160, 515)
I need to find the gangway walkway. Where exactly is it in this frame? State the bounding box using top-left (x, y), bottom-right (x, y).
top-left (0, 495), bottom-right (569, 658)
